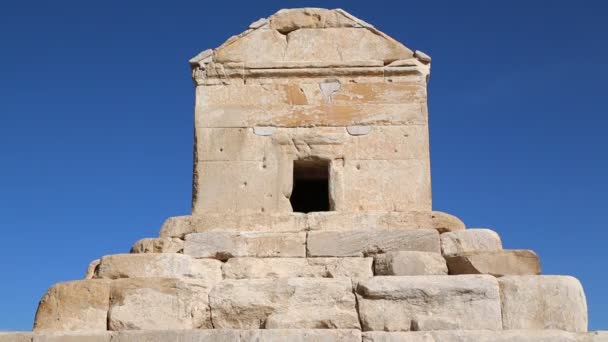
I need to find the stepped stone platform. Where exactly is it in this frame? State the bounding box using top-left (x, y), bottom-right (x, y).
top-left (7, 7), bottom-right (604, 342)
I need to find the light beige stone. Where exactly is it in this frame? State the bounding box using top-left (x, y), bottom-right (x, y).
top-left (356, 275), bottom-right (502, 331)
top-left (222, 257), bottom-right (373, 279)
top-left (184, 231), bottom-right (306, 259)
top-left (84, 259), bottom-right (100, 279)
top-left (158, 213), bottom-right (308, 238)
top-left (582, 332), bottom-right (608, 342)
top-left (374, 251), bottom-right (447, 276)
top-left (440, 229), bottom-right (502, 256)
top-left (414, 50), bottom-right (432, 64)
top-left (446, 250), bottom-right (540, 276)
top-left (130, 237), bottom-right (184, 253)
top-left (33, 332), bottom-right (113, 342)
top-left (95, 254), bottom-right (222, 283)
top-left (362, 330), bottom-right (581, 342)
top-left (269, 8), bottom-right (359, 33)
top-left (112, 329), bottom-right (361, 342)
top-left (0, 332), bottom-right (32, 342)
top-left (33, 279), bottom-right (111, 332)
top-left (107, 278), bottom-right (213, 330)
top-left (209, 277), bottom-right (360, 329)
top-left (307, 229), bottom-right (440, 257)
top-left (499, 275), bottom-right (588, 332)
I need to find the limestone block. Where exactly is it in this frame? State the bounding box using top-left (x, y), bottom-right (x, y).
top-left (215, 28), bottom-right (287, 63)
top-left (499, 275), bottom-right (588, 332)
top-left (130, 237), bottom-right (184, 253)
top-left (195, 128), bottom-right (271, 161)
top-left (343, 125), bottom-right (429, 161)
top-left (184, 231), bottom-right (306, 259)
top-left (193, 160), bottom-right (291, 214)
top-left (284, 28), bottom-right (412, 64)
top-left (222, 257), bottom-right (373, 279)
top-left (209, 277), bottom-right (360, 329)
top-left (84, 259), bottom-right (100, 279)
top-left (374, 251), bottom-right (447, 276)
top-left (362, 330), bottom-right (581, 342)
top-left (32, 332), bottom-right (113, 342)
top-left (440, 229), bottom-right (502, 256)
top-left (0, 332), bottom-right (32, 342)
top-left (33, 279), bottom-right (111, 332)
top-left (356, 275), bottom-right (502, 331)
top-left (307, 211), bottom-right (464, 233)
top-left (113, 329), bottom-right (361, 342)
top-left (307, 229), bottom-right (440, 257)
top-left (95, 254), bottom-right (222, 283)
top-left (446, 250), bottom-right (540, 276)
top-left (159, 214), bottom-right (308, 238)
top-left (108, 278), bottom-right (213, 330)
top-left (583, 332), bottom-right (608, 342)
top-left (269, 8), bottom-right (359, 33)
top-left (342, 159), bottom-right (431, 212)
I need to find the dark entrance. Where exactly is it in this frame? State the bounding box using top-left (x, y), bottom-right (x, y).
top-left (290, 159), bottom-right (331, 213)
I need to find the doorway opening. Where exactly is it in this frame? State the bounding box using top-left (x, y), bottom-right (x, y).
top-left (290, 159), bottom-right (331, 213)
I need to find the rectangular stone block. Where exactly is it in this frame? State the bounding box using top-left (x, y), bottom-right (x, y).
top-left (446, 250), bottom-right (540, 276)
top-left (113, 329), bottom-right (361, 342)
top-left (193, 160), bottom-right (291, 214)
top-left (307, 229), bottom-right (440, 257)
top-left (499, 275), bottom-right (588, 332)
top-left (374, 251), bottom-right (447, 276)
top-left (342, 159), bottom-right (431, 212)
top-left (440, 229), bottom-right (502, 256)
top-left (184, 231), bottom-right (306, 259)
top-left (33, 279), bottom-right (111, 332)
top-left (209, 277), bottom-right (360, 329)
top-left (96, 254), bottom-right (222, 284)
top-left (0, 333), bottom-right (32, 342)
top-left (32, 332), bottom-right (113, 342)
top-left (222, 257), bottom-right (373, 279)
top-left (362, 330), bottom-right (581, 342)
top-left (130, 237), bottom-right (184, 253)
top-left (108, 278), bottom-right (214, 330)
top-left (356, 275), bottom-right (502, 331)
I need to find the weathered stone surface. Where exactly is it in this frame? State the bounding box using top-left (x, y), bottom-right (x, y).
top-left (307, 229), bottom-right (440, 257)
top-left (159, 214), bottom-right (308, 238)
top-left (222, 257), bottom-right (373, 279)
top-left (33, 279), bottom-right (111, 332)
top-left (108, 278), bottom-right (213, 330)
top-left (84, 259), bottom-right (100, 279)
top-left (0, 332), bottom-right (32, 342)
top-left (112, 329), bottom-right (361, 342)
top-left (362, 330), bottom-right (582, 342)
top-left (33, 332), bottom-right (112, 342)
top-left (184, 231), bottom-right (306, 259)
top-left (159, 211), bottom-right (464, 238)
top-left (356, 275), bottom-right (502, 331)
top-left (269, 8), bottom-right (359, 33)
top-left (583, 332), bottom-right (608, 342)
top-left (95, 254), bottom-right (222, 283)
top-left (130, 237), bottom-right (184, 253)
top-left (209, 277), bottom-right (360, 329)
top-left (374, 251), bottom-right (447, 276)
top-left (499, 275), bottom-right (588, 332)
top-left (446, 250), bottom-right (540, 276)
top-left (441, 229), bottom-right (502, 256)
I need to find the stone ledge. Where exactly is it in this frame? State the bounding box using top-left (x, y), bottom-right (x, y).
top-left (158, 211), bottom-right (465, 238)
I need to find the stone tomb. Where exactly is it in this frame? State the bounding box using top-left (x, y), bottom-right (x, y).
top-left (12, 7), bottom-right (603, 342)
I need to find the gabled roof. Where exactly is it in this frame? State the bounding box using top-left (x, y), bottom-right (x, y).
top-left (190, 8), bottom-right (428, 67)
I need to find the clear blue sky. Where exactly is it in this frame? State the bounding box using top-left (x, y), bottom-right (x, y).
top-left (1, 0), bottom-right (606, 331)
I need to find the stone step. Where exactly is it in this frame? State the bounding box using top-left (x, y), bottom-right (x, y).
top-left (33, 275), bottom-right (588, 334)
top-left (182, 228), bottom-right (441, 259)
top-left (445, 250), bottom-right (541, 276)
top-left (4, 330), bottom-right (606, 342)
top-left (159, 211), bottom-right (465, 238)
top-left (440, 228), bottom-right (503, 256)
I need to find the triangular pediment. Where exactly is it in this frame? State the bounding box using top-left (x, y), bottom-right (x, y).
top-left (191, 8), bottom-right (416, 67)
